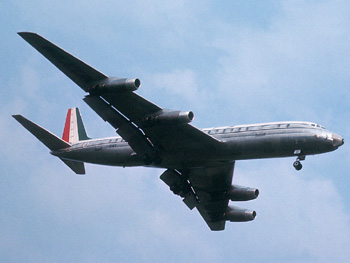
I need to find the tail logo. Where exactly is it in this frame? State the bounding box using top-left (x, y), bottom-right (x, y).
top-left (62, 108), bottom-right (90, 143)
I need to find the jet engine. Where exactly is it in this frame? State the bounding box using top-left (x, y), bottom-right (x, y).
top-left (143, 110), bottom-right (194, 126)
top-left (224, 205), bottom-right (257, 222)
top-left (226, 184), bottom-right (259, 201)
top-left (89, 77), bottom-right (141, 94)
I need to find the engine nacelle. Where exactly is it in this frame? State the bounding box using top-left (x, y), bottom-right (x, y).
top-left (224, 206), bottom-right (257, 222)
top-left (226, 184), bottom-right (259, 201)
top-left (143, 110), bottom-right (194, 126)
top-left (89, 77), bottom-right (141, 94)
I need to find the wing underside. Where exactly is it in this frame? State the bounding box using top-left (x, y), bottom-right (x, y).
top-left (160, 163), bottom-right (234, 231)
top-left (184, 163), bottom-right (235, 230)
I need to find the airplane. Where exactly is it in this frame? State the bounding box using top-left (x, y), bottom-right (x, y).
top-left (13, 32), bottom-right (344, 231)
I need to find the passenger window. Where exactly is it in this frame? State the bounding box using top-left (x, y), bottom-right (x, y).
top-left (249, 126), bottom-right (261, 131)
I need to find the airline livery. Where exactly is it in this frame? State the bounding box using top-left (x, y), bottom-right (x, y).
top-left (14, 32), bottom-right (344, 230)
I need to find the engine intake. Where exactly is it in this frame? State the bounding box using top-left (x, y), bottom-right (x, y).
top-left (89, 77), bottom-right (140, 94)
top-left (226, 184), bottom-right (259, 201)
top-left (224, 206), bottom-right (257, 222)
top-left (143, 110), bottom-right (194, 126)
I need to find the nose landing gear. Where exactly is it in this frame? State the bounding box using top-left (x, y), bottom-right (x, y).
top-left (293, 155), bottom-right (305, 171)
top-left (293, 160), bottom-right (302, 170)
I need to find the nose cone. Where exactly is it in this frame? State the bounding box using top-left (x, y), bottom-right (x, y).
top-left (332, 133), bottom-right (344, 148)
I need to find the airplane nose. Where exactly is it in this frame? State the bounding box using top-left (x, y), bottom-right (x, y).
top-left (332, 133), bottom-right (344, 148)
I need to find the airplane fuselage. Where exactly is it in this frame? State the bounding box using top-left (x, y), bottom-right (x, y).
top-left (52, 121), bottom-right (343, 169)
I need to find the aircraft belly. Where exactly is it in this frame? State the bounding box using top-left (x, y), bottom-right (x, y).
top-left (55, 145), bottom-right (144, 166)
top-left (224, 133), bottom-right (327, 160)
top-left (232, 136), bottom-right (282, 159)
top-left (158, 153), bottom-right (224, 169)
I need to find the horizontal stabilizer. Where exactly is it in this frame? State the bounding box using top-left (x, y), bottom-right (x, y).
top-left (60, 158), bottom-right (85, 175)
top-left (12, 114), bottom-right (70, 151)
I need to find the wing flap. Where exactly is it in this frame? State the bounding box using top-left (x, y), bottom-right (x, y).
top-left (83, 95), bottom-right (155, 159)
top-left (185, 163), bottom-right (235, 231)
top-left (161, 163), bottom-right (234, 231)
top-left (101, 92), bottom-right (162, 121)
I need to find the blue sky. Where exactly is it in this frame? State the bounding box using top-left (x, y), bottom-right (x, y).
top-left (1, 1), bottom-right (350, 262)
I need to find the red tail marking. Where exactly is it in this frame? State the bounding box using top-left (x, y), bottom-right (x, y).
top-left (62, 109), bottom-right (72, 142)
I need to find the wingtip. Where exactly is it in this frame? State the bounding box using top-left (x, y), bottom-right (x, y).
top-left (12, 114), bottom-right (27, 124)
top-left (18, 32), bottom-right (41, 41)
top-left (18, 31), bottom-right (31, 37)
top-left (12, 114), bottom-right (22, 119)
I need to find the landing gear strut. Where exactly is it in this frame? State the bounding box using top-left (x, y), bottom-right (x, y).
top-left (293, 155), bottom-right (305, 171)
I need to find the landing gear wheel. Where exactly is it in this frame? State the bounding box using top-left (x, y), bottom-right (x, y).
top-left (293, 160), bottom-right (302, 171)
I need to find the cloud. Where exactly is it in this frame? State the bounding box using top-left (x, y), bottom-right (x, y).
top-left (3, 1), bottom-right (350, 263)
top-left (226, 160), bottom-right (350, 262)
top-left (151, 69), bottom-right (209, 109)
top-left (210, 0), bottom-right (350, 124)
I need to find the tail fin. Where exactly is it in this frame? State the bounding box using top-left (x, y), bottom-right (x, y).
top-left (62, 108), bottom-right (90, 144)
top-left (13, 114), bottom-right (85, 174)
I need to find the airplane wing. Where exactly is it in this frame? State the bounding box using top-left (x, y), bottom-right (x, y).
top-left (183, 163), bottom-right (235, 230)
top-left (19, 32), bottom-right (235, 229)
top-left (18, 32), bottom-right (107, 91)
top-left (18, 32), bottom-right (223, 161)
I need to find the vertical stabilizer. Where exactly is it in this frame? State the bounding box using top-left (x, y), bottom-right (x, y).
top-left (62, 108), bottom-right (90, 144)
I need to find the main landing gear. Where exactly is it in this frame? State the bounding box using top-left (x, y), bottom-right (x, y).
top-left (293, 155), bottom-right (305, 171)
